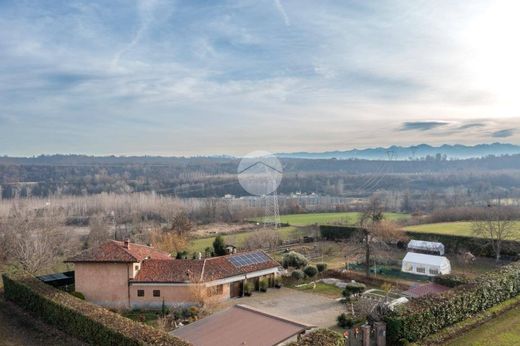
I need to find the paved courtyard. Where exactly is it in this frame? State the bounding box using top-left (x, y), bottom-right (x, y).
top-left (220, 287), bottom-right (344, 328)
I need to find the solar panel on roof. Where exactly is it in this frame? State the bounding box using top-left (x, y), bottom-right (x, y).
top-left (229, 252), bottom-right (270, 267)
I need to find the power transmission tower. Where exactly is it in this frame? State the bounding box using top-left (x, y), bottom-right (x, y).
top-left (263, 172), bottom-right (281, 229)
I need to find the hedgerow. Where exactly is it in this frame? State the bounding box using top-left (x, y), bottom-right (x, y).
top-left (2, 272), bottom-right (190, 346)
top-left (385, 261), bottom-right (520, 344)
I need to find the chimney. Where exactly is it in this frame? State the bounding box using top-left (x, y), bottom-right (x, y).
top-left (123, 239), bottom-right (129, 249)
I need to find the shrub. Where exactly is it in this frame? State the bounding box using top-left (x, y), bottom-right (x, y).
top-left (1, 272), bottom-right (190, 345)
top-left (336, 313), bottom-right (354, 328)
top-left (287, 328), bottom-right (343, 346)
top-left (303, 265), bottom-right (318, 278)
top-left (343, 282), bottom-right (366, 296)
top-left (259, 278), bottom-right (268, 292)
top-left (433, 274), bottom-right (472, 288)
top-left (244, 281), bottom-right (254, 296)
top-left (291, 270), bottom-right (305, 280)
top-left (213, 235), bottom-right (226, 256)
top-left (316, 263), bottom-right (327, 273)
top-left (70, 291), bottom-right (85, 300)
top-left (385, 261), bottom-right (520, 343)
top-left (282, 251), bottom-right (308, 269)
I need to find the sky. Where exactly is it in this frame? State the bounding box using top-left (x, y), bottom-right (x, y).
top-left (1, 0), bottom-right (519, 156)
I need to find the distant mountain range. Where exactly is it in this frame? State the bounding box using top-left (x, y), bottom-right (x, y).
top-left (277, 143), bottom-right (520, 160)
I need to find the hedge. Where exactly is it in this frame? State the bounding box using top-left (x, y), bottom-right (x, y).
top-left (287, 328), bottom-right (344, 346)
top-left (2, 272), bottom-right (191, 346)
top-left (320, 225), bottom-right (363, 240)
top-left (320, 225), bottom-right (520, 259)
top-left (385, 261), bottom-right (520, 343)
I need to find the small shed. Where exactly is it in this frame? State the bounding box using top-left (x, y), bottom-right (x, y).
top-left (407, 240), bottom-right (445, 256)
top-left (401, 252), bottom-right (451, 276)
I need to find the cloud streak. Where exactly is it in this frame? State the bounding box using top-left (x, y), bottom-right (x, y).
top-left (400, 121), bottom-right (451, 131)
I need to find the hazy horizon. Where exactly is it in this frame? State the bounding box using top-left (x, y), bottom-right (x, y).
top-left (1, 1), bottom-right (519, 156)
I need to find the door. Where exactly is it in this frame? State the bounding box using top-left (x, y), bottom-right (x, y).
top-left (230, 281), bottom-right (242, 298)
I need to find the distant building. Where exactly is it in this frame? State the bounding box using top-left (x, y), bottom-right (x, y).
top-left (66, 240), bottom-right (281, 309)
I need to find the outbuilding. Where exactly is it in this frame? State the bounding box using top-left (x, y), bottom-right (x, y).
top-left (407, 240), bottom-right (445, 256)
top-left (401, 252), bottom-right (451, 276)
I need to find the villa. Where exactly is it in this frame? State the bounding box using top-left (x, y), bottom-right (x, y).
top-left (66, 240), bottom-right (281, 309)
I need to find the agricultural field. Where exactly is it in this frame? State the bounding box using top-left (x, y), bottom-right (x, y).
top-left (258, 212), bottom-right (410, 226)
top-left (187, 226), bottom-right (308, 253)
top-left (404, 221), bottom-right (520, 239)
top-left (447, 305), bottom-right (520, 346)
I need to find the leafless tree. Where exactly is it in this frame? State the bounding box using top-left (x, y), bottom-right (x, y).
top-left (472, 207), bottom-right (518, 262)
top-left (86, 214), bottom-right (110, 248)
top-left (243, 229), bottom-right (280, 250)
top-left (357, 196), bottom-right (405, 277)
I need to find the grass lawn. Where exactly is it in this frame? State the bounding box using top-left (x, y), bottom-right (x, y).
top-left (258, 212), bottom-right (410, 226)
top-left (187, 226), bottom-right (307, 253)
top-left (292, 282), bottom-right (344, 298)
top-left (404, 221), bottom-right (520, 239)
top-left (446, 304), bottom-right (520, 346)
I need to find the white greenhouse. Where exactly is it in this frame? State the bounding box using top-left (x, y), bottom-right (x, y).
top-left (401, 252), bottom-right (451, 277)
top-left (407, 240), bottom-right (445, 256)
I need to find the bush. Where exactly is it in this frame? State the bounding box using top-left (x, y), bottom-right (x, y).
top-left (343, 282), bottom-right (366, 295)
top-left (2, 272), bottom-right (189, 345)
top-left (433, 274), bottom-right (472, 288)
top-left (287, 328), bottom-right (343, 346)
top-left (259, 278), bottom-right (268, 292)
top-left (303, 265), bottom-right (318, 278)
top-left (244, 281), bottom-right (254, 296)
top-left (336, 313), bottom-right (354, 328)
top-left (385, 261), bottom-right (520, 343)
top-left (282, 251), bottom-right (308, 269)
top-left (316, 263), bottom-right (327, 273)
top-left (70, 291), bottom-right (85, 300)
top-left (213, 235), bottom-right (227, 256)
top-left (291, 270), bottom-right (305, 280)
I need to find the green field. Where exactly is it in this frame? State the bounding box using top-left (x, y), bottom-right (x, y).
top-left (187, 226), bottom-right (307, 253)
top-left (447, 305), bottom-right (520, 346)
top-left (262, 212), bottom-right (410, 226)
top-left (404, 221), bottom-right (520, 239)
top-left (292, 282), bottom-right (343, 298)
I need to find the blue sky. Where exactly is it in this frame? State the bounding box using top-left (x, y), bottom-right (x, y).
top-left (1, 0), bottom-right (519, 156)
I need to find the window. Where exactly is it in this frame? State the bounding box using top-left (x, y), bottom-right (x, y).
top-left (134, 265), bottom-right (139, 271)
top-left (404, 263), bottom-right (413, 272)
top-left (429, 268), bottom-right (439, 275)
top-left (153, 290), bottom-right (161, 297)
top-left (416, 266), bottom-right (426, 274)
top-left (207, 285), bottom-right (224, 296)
top-left (137, 289), bottom-right (144, 297)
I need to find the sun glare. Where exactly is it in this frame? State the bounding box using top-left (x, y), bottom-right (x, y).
top-left (464, 1), bottom-right (520, 114)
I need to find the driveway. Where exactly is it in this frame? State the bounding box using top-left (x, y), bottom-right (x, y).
top-left (220, 288), bottom-right (344, 328)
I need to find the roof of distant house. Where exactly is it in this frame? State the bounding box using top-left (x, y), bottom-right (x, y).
top-left (403, 283), bottom-right (450, 298)
top-left (171, 304), bottom-right (313, 346)
top-left (133, 250), bottom-right (281, 283)
top-left (65, 240), bottom-right (171, 263)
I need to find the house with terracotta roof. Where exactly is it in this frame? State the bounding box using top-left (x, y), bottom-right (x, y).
top-left (66, 240), bottom-right (281, 309)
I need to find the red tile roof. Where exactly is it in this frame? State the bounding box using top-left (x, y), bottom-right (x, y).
top-left (403, 283), bottom-right (450, 298)
top-left (66, 240), bottom-right (171, 263)
top-left (133, 250), bottom-right (280, 283)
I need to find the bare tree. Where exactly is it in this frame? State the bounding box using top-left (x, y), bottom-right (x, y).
top-left (244, 229), bottom-right (280, 250)
top-left (357, 196), bottom-right (404, 277)
top-left (86, 214), bottom-right (110, 248)
top-left (472, 207), bottom-right (518, 262)
top-left (5, 207), bottom-right (68, 273)
top-left (150, 229), bottom-right (188, 255)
